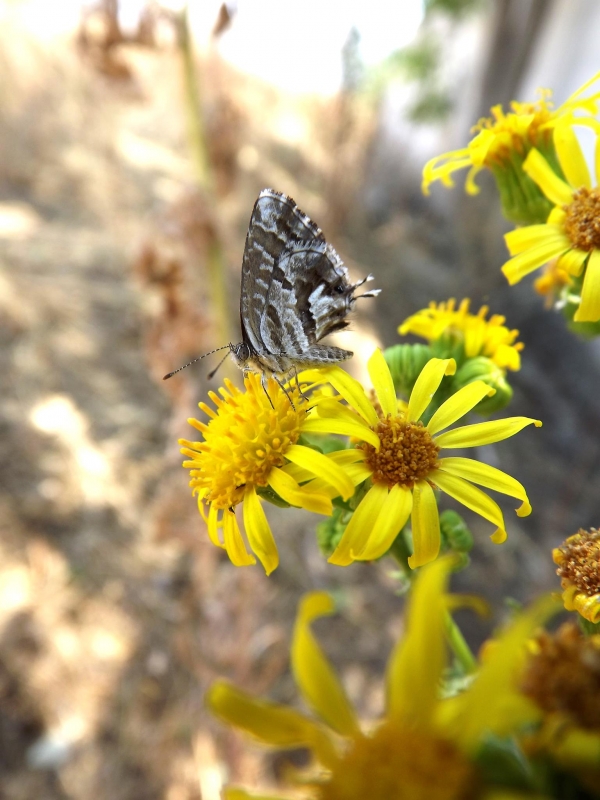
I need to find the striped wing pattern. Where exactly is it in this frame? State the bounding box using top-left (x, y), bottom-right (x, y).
top-left (240, 189), bottom-right (362, 365)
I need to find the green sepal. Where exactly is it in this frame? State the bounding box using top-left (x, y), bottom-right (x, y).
top-left (578, 616), bottom-right (600, 636)
top-left (562, 278), bottom-right (600, 338)
top-left (384, 343), bottom-right (432, 394)
top-left (474, 734), bottom-right (535, 791)
top-left (440, 510), bottom-right (474, 554)
top-left (256, 485), bottom-right (291, 509)
top-left (491, 135), bottom-right (563, 226)
top-left (297, 433), bottom-right (348, 454)
top-left (430, 333), bottom-right (468, 366)
top-left (316, 506), bottom-right (351, 556)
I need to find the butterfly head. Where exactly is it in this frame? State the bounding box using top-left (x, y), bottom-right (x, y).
top-left (229, 341), bottom-right (252, 369)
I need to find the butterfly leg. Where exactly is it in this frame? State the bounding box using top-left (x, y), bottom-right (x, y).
top-left (291, 366), bottom-right (310, 404)
top-left (272, 374), bottom-right (296, 410)
top-left (260, 372), bottom-right (276, 409)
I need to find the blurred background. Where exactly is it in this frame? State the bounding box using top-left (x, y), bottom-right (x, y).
top-left (1, 0), bottom-right (600, 797)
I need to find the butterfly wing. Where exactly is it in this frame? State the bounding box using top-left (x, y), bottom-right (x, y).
top-left (257, 239), bottom-right (360, 358)
top-left (240, 189), bottom-right (323, 355)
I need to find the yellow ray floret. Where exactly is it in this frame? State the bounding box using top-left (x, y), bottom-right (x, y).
top-left (208, 558), bottom-right (557, 800)
top-left (304, 351), bottom-right (540, 569)
top-left (399, 298), bottom-right (524, 370)
top-left (501, 136), bottom-right (600, 322)
top-left (179, 374), bottom-right (361, 574)
top-left (422, 72), bottom-right (600, 196)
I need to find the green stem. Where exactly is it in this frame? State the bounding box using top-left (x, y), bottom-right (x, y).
top-left (444, 610), bottom-right (477, 675)
top-left (177, 4), bottom-right (232, 354)
top-left (178, 4), bottom-right (212, 191)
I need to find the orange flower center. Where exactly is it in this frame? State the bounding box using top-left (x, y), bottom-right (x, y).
top-left (316, 722), bottom-right (478, 800)
top-left (553, 528), bottom-right (600, 597)
top-left (564, 187), bottom-right (600, 251)
top-left (521, 622), bottom-right (600, 731)
top-left (362, 417), bottom-right (439, 489)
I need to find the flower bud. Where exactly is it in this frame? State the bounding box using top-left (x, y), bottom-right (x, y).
top-left (383, 344), bottom-right (432, 394)
top-left (453, 357), bottom-right (513, 414)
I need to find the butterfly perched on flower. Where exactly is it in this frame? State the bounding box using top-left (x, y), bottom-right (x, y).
top-left (164, 189), bottom-right (379, 391)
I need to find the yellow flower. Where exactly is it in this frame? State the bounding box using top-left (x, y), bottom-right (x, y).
top-left (422, 73), bottom-right (600, 201)
top-left (533, 258), bottom-right (572, 307)
top-left (520, 622), bottom-right (600, 787)
top-left (553, 528), bottom-right (600, 624)
top-left (502, 138), bottom-right (600, 322)
top-left (399, 298), bottom-right (524, 371)
top-left (301, 351), bottom-right (540, 568)
top-left (207, 558), bottom-right (556, 800)
top-left (179, 374), bottom-right (358, 575)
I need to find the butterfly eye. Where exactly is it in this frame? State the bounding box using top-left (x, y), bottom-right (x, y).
top-left (334, 283), bottom-right (345, 294)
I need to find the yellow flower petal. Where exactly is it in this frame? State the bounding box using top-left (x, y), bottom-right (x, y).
top-left (225, 789), bottom-right (285, 800)
top-left (437, 457), bottom-right (531, 517)
top-left (291, 592), bottom-right (360, 738)
top-left (557, 247), bottom-right (588, 276)
top-left (223, 510), bottom-right (256, 566)
top-left (575, 248), bottom-right (600, 321)
top-left (285, 444), bottom-right (354, 501)
top-left (426, 381), bottom-right (495, 436)
top-left (406, 358), bottom-right (456, 423)
top-left (501, 237), bottom-right (570, 285)
top-left (327, 449), bottom-right (367, 465)
top-left (243, 488), bottom-right (278, 575)
top-left (431, 470), bottom-right (506, 543)
top-left (368, 348), bottom-right (397, 417)
top-left (408, 480), bottom-right (440, 569)
top-left (354, 485), bottom-right (413, 561)
top-left (267, 468), bottom-right (332, 516)
top-left (554, 123), bottom-right (591, 188)
top-left (304, 366), bottom-right (379, 426)
top-left (329, 483), bottom-right (388, 566)
top-left (305, 462), bottom-right (373, 499)
top-left (207, 503), bottom-right (225, 548)
top-left (302, 417), bottom-right (380, 448)
top-left (504, 224), bottom-right (566, 256)
top-left (523, 148), bottom-right (574, 206)
top-left (206, 680), bottom-right (338, 768)
top-left (452, 596), bottom-right (558, 752)
top-left (387, 557), bottom-right (451, 725)
top-left (315, 398), bottom-right (371, 427)
top-left (465, 164), bottom-right (483, 195)
top-left (421, 149), bottom-right (471, 194)
top-left (548, 206), bottom-right (567, 225)
top-left (435, 417), bottom-right (541, 449)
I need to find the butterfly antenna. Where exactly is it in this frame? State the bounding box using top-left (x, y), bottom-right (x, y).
top-left (353, 274), bottom-right (380, 299)
top-left (163, 345), bottom-right (232, 380)
top-left (207, 349), bottom-right (232, 380)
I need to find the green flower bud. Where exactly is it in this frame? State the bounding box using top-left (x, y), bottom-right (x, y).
top-left (453, 356), bottom-right (513, 414)
top-left (383, 343), bottom-right (432, 394)
top-left (440, 510), bottom-right (473, 554)
top-left (316, 507), bottom-right (349, 556)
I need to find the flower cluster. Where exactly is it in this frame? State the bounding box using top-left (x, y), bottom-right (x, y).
top-left (423, 71), bottom-right (600, 329)
top-left (172, 67), bottom-right (600, 800)
top-left (180, 347), bottom-right (539, 573)
top-left (209, 558), bottom-right (559, 800)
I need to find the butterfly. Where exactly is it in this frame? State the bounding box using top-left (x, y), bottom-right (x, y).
top-left (164, 188), bottom-right (379, 400)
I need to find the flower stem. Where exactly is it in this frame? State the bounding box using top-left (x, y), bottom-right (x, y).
top-left (444, 610), bottom-right (477, 675)
top-left (177, 4), bottom-right (232, 356)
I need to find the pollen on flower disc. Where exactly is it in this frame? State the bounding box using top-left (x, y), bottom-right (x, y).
top-left (362, 417), bottom-right (440, 489)
top-left (564, 188), bottom-right (600, 251)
